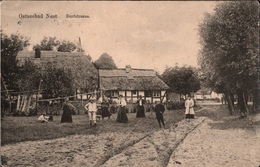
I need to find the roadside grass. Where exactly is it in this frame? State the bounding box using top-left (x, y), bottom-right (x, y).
top-left (1, 108), bottom-right (190, 146)
top-left (196, 104), bottom-right (260, 131)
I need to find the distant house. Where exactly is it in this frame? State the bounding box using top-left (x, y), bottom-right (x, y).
top-left (99, 65), bottom-right (169, 103)
top-left (194, 89), bottom-right (223, 100)
top-left (17, 50), bottom-right (98, 100)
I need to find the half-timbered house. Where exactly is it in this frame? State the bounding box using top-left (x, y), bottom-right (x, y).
top-left (99, 65), bottom-right (169, 103)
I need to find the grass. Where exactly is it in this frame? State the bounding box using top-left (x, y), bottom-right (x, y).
top-left (196, 105), bottom-right (260, 131)
top-left (1, 108), bottom-right (189, 146)
top-left (4, 104), bottom-right (256, 146)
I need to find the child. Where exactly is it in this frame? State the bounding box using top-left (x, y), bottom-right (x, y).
top-left (38, 114), bottom-right (49, 123)
top-left (85, 98), bottom-right (97, 127)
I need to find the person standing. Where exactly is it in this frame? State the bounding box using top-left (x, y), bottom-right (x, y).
top-left (116, 95), bottom-right (128, 123)
top-left (185, 95), bottom-right (195, 119)
top-left (61, 98), bottom-right (73, 123)
top-left (154, 101), bottom-right (165, 128)
top-left (136, 95), bottom-right (145, 118)
top-left (85, 98), bottom-right (97, 127)
top-left (97, 95), bottom-right (111, 120)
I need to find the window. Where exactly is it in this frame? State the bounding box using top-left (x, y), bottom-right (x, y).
top-left (153, 91), bottom-right (160, 97)
top-left (111, 90), bottom-right (119, 97)
top-left (145, 90), bottom-right (152, 97)
top-left (132, 90), bottom-right (137, 95)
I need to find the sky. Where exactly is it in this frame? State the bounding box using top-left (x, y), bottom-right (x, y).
top-left (1, 1), bottom-right (218, 73)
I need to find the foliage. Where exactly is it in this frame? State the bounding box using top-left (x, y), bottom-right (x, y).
top-left (33, 37), bottom-right (81, 52)
top-left (17, 60), bottom-right (42, 92)
top-left (33, 37), bottom-right (60, 51)
top-left (94, 53), bottom-right (117, 69)
top-left (1, 32), bottom-right (30, 90)
top-left (41, 62), bottom-right (74, 99)
top-left (166, 101), bottom-right (185, 110)
top-left (198, 1), bottom-right (259, 114)
top-left (161, 66), bottom-right (201, 95)
top-left (57, 40), bottom-right (77, 52)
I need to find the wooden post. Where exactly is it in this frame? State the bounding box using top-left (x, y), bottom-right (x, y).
top-left (36, 79), bottom-right (43, 107)
top-left (21, 94), bottom-right (28, 113)
top-left (17, 94), bottom-right (21, 111)
top-left (26, 95), bottom-right (32, 114)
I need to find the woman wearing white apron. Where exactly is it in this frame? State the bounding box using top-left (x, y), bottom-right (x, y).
top-left (185, 95), bottom-right (195, 119)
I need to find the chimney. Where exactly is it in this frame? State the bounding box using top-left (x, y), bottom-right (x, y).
top-left (35, 48), bottom-right (41, 58)
top-left (125, 65), bottom-right (131, 73)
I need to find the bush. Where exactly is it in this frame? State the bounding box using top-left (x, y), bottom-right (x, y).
top-left (166, 101), bottom-right (185, 110)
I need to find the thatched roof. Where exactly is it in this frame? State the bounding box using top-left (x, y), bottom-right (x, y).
top-left (99, 67), bottom-right (169, 90)
top-left (17, 50), bottom-right (98, 90)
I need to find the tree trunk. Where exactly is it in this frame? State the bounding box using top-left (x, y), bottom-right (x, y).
top-left (47, 102), bottom-right (49, 115)
top-left (230, 93), bottom-right (235, 108)
top-left (225, 93), bottom-right (234, 115)
top-left (245, 93), bottom-right (248, 104)
top-left (252, 89), bottom-right (259, 112)
top-left (237, 89), bottom-right (249, 118)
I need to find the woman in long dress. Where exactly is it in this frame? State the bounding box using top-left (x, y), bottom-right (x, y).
top-left (98, 95), bottom-right (111, 119)
top-left (185, 95), bottom-right (195, 119)
top-left (61, 98), bottom-right (74, 123)
top-left (136, 95), bottom-right (145, 118)
top-left (116, 95), bottom-right (128, 123)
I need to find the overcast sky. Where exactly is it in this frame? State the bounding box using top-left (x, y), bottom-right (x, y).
top-left (1, 1), bottom-right (217, 73)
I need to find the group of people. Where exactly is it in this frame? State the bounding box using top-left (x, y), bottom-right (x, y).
top-left (84, 94), bottom-right (168, 128)
top-left (38, 94), bottom-right (196, 129)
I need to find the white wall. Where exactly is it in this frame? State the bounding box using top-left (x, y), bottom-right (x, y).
top-left (161, 90), bottom-right (166, 96)
top-left (139, 91), bottom-right (145, 96)
top-left (119, 91), bottom-right (125, 97)
top-left (126, 91), bottom-right (131, 97)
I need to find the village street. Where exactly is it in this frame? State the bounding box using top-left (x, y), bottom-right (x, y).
top-left (2, 105), bottom-right (260, 167)
top-left (1, 1), bottom-right (259, 167)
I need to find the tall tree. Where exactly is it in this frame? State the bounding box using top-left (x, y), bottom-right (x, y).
top-left (1, 32), bottom-right (30, 90)
top-left (57, 40), bottom-right (77, 52)
top-left (33, 36), bottom-right (60, 51)
top-left (41, 62), bottom-right (74, 99)
top-left (1, 32), bottom-right (30, 114)
top-left (94, 53), bottom-right (117, 69)
top-left (198, 1), bottom-right (259, 116)
top-left (15, 60), bottom-right (42, 114)
top-left (34, 37), bottom-right (82, 52)
top-left (162, 66), bottom-right (201, 96)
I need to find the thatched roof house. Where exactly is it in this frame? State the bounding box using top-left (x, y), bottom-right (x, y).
top-left (99, 65), bottom-right (169, 103)
top-left (17, 50), bottom-right (98, 99)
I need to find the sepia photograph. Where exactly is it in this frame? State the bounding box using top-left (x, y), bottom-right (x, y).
top-left (1, 1), bottom-right (259, 166)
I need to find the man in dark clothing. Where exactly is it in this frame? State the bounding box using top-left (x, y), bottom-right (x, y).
top-left (154, 101), bottom-right (165, 128)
